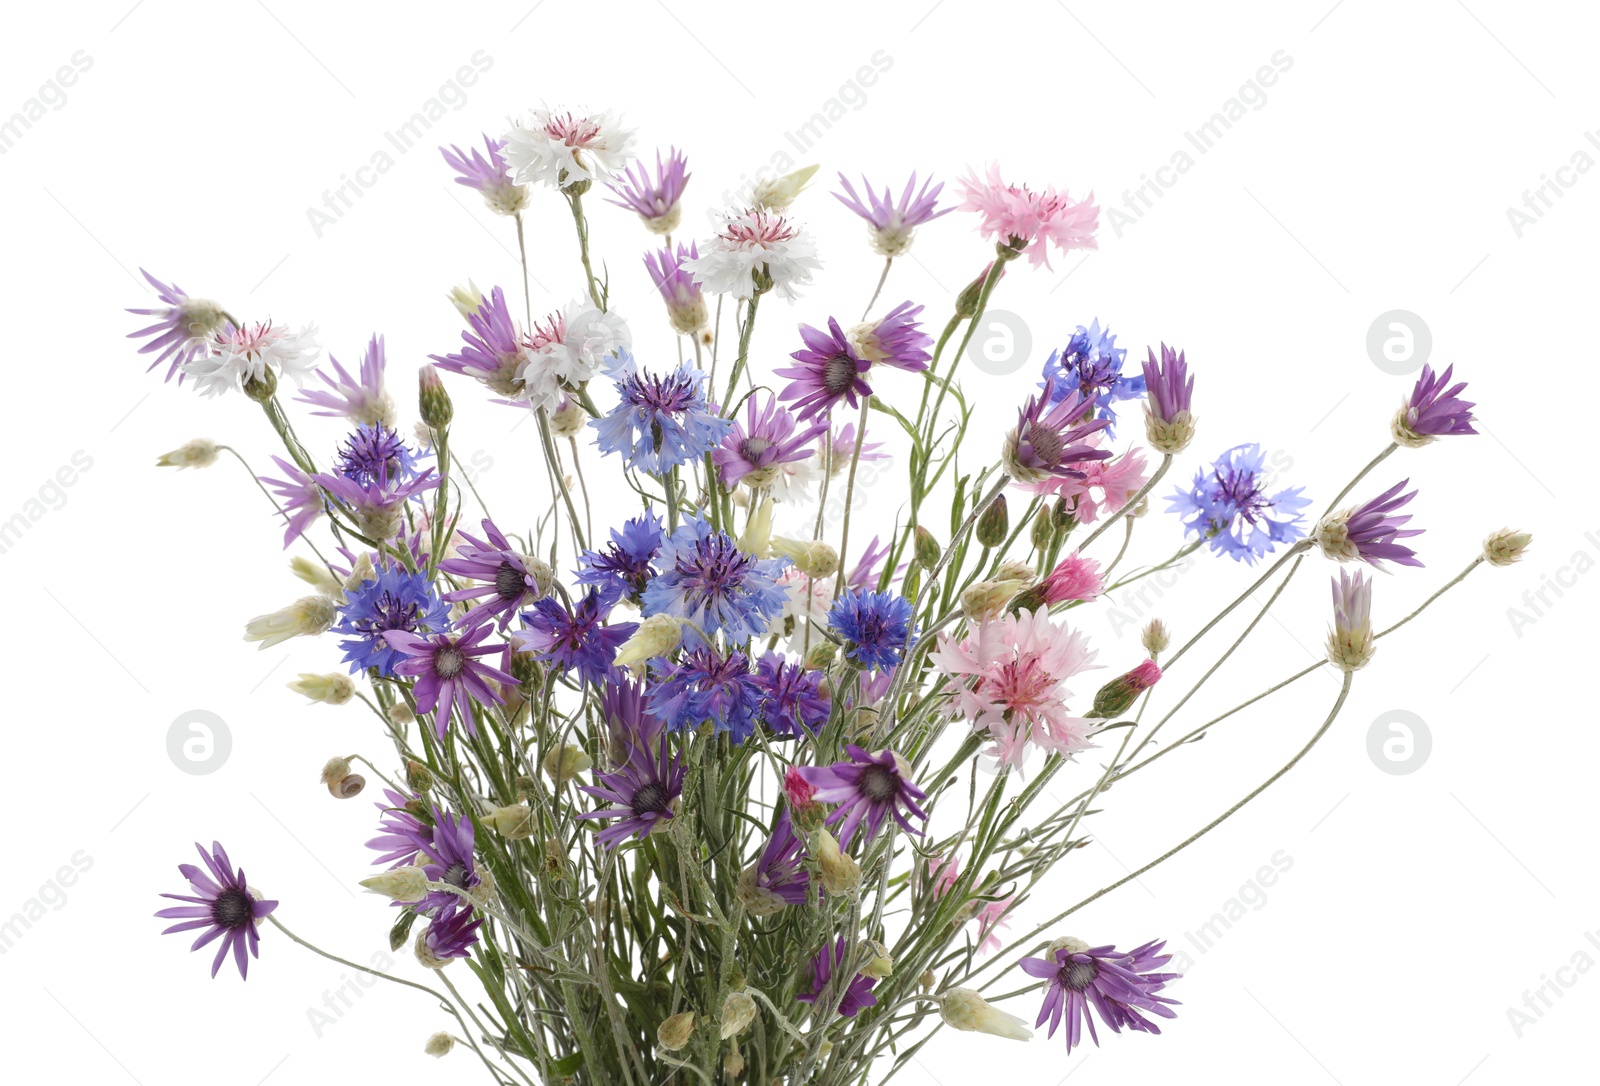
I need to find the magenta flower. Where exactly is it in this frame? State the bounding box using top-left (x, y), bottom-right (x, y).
top-left (834, 172), bottom-right (952, 256)
top-left (1041, 553), bottom-right (1105, 604)
top-left (776, 317), bottom-right (873, 421)
top-left (383, 624), bottom-right (517, 738)
top-left (1316, 479), bottom-right (1424, 568)
top-left (1394, 364), bottom-right (1476, 446)
top-left (298, 333), bottom-right (394, 426)
top-left (1089, 660), bottom-right (1162, 719)
top-left (156, 841), bottom-right (278, 980)
top-left (1019, 939), bottom-right (1180, 1053)
top-left (438, 518), bottom-right (550, 631)
top-left (795, 745), bottom-right (928, 847)
top-left (956, 164), bottom-right (1099, 268)
top-left (421, 903), bottom-right (484, 962)
top-left (797, 936), bottom-right (879, 1018)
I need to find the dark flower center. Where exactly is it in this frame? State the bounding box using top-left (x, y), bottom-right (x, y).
top-left (823, 355), bottom-right (858, 394)
top-left (858, 764), bottom-right (897, 803)
top-left (434, 646), bottom-right (467, 679)
top-left (632, 781), bottom-right (670, 815)
top-left (211, 887), bottom-right (253, 930)
top-left (1061, 958), bottom-right (1099, 991)
top-left (1025, 422), bottom-right (1064, 467)
top-left (443, 861), bottom-right (471, 889)
top-left (495, 560), bottom-right (526, 601)
top-left (360, 590), bottom-right (423, 641)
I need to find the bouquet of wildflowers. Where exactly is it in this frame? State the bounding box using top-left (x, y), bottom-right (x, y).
top-left (132, 104), bottom-right (1522, 1085)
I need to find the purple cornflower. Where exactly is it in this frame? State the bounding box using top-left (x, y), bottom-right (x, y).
top-left (429, 285), bottom-right (529, 399)
top-left (1168, 444), bottom-right (1311, 564)
top-left (834, 172), bottom-right (952, 257)
top-left (420, 903), bottom-right (484, 962)
top-left (1141, 343), bottom-right (1195, 454)
top-left (261, 456), bottom-right (324, 546)
top-left (298, 333), bottom-right (393, 426)
top-left (796, 745), bottom-right (928, 847)
top-left (366, 789), bottom-right (431, 868)
top-left (1019, 939), bottom-right (1180, 1054)
top-left (577, 729), bottom-right (685, 848)
top-left (335, 423), bottom-right (426, 488)
top-left (713, 393), bottom-right (826, 489)
top-left (824, 421), bottom-right (889, 474)
top-left (644, 242), bottom-right (708, 334)
top-left (648, 646), bottom-right (765, 743)
top-left (748, 807), bottom-right (811, 907)
top-left (333, 563), bottom-right (451, 676)
top-left (641, 517), bottom-right (790, 643)
top-left (314, 464), bottom-right (439, 541)
top-left (754, 652), bottom-right (831, 737)
top-left (606, 147), bottom-right (690, 233)
top-left (776, 317), bottom-right (873, 421)
top-left (600, 669), bottom-right (666, 763)
top-left (1327, 568), bottom-right (1376, 671)
top-left (1394, 364), bottom-right (1476, 446)
top-left (591, 354), bottom-right (732, 475)
top-left (157, 841), bottom-right (278, 980)
top-left (440, 135), bottom-right (527, 216)
top-left (797, 937), bottom-right (879, 1018)
top-left (415, 806), bottom-right (481, 915)
top-left (384, 624), bottom-right (516, 738)
top-left (1043, 321), bottom-right (1145, 430)
top-left (515, 585), bottom-right (638, 686)
top-left (1316, 479), bottom-right (1424, 568)
top-left (577, 513), bottom-right (665, 603)
top-left (850, 301), bottom-right (933, 371)
top-left (827, 588), bottom-right (916, 671)
top-left (1001, 382), bottom-right (1113, 485)
top-left (127, 269), bottom-right (230, 383)
top-left (438, 519), bottom-right (550, 630)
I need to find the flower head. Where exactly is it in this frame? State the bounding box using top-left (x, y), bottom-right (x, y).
top-left (1043, 321), bottom-right (1145, 429)
top-left (335, 423), bottom-right (427, 488)
top-left (366, 788), bottom-right (431, 869)
top-left (261, 456), bottom-right (324, 546)
top-left (419, 904), bottom-right (483, 964)
top-left (157, 841), bottom-right (278, 979)
top-left (1168, 444), bottom-right (1311, 563)
top-left (1031, 444), bottom-right (1149, 526)
top-left (741, 806), bottom-right (811, 914)
top-left (754, 652), bottom-right (830, 737)
top-left (577, 729), bottom-right (685, 848)
top-left (797, 937), bottom-right (879, 1018)
top-left (848, 301), bottom-right (933, 371)
top-left (127, 270), bottom-right (232, 383)
top-left (429, 285), bottom-right (529, 400)
top-left (183, 321), bottom-right (320, 398)
top-left (1315, 480), bottom-right (1424, 568)
top-left (298, 333), bottom-right (395, 426)
top-left (333, 563), bottom-right (451, 676)
top-left (606, 147), bottom-right (689, 233)
top-left (827, 588), bottom-right (916, 671)
top-left (685, 207), bottom-right (821, 302)
top-left (956, 164), bottom-right (1099, 268)
top-left (1327, 569), bottom-right (1375, 671)
top-left (515, 584), bottom-right (637, 686)
top-left (1002, 382), bottom-right (1113, 484)
top-left (1483, 527), bottom-right (1532, 567)
top-left (776, 317), bottom-right (873, 421)
top-left (641, 517), bottom-right (790, 643)
top-left (1019, 939), bottom-right (1180, 1053)
top-left (1142, 343), bottom-right (1195, 453)
top-left (591, 355), bottom-right (732, 475)
top-left (648, 646), bottom-right (765, 743)
top-left (834, 172), bottom-right (952, 256)
top-left (438, 519), bottom-right (551, 630)
top-left (713, 393), bottom-right (827, 489)
top-left (384, 624), bottom-right (516, 738)
top-left (644, 243), bottom-right (709, 334)
top-left (441, 135), bottom-right (529, 215)
top-left (940, 989), bottom-right (1032, 1041)
top-left (1394, 364), bottom-right (1476, 447)
top-left (577, 513), bottom-right (665, 603)
top-left (796, 745), bottom-right (928, 847)
top-left (314, 462), bottom-right (439, 541)
top-left (415, 806), bottom-right (482, 915)
top-left (503, 106), bottom-right (636, 189)
top-left (520, 301), bottom-right (633, 413)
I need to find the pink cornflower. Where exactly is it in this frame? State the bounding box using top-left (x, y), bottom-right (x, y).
top-left (956, 164), bottom-right (1099, 269)
top-left (927, 853), bottom-right (962, 898)
top-left (930, 608), bottom-right (1099, 770)
top-left (1041, 554), bottom-right (1105, 604)
top-left (1032, 445), bottom-right (1149, 525)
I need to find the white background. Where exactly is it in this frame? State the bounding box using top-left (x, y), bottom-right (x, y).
top-left (2, 1), bottom-right (1594, 1084)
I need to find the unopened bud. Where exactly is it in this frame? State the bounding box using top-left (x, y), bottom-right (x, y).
top-left (858, 940), bottom-right (894, 980)
top-left (720, 990), bottom-right (758, 1039)
top-left (320, 757), bottom-right (353, 785)
top-left (1088, 661), bottom-right (1162, 719)
top-left (424, 1032), bottom-right (455, 1058)
top-left (658, 1011), bottom-right (695, 1052)
top-left (288, 555), bottom-right (343, 596)
top-left (939, 988), bottom-right (1031, 1041)
top-left (724, 1047), bottom-right (745, 1077)
top-left (914, 525), bottom-right (942, 568)
top-left (613, 613), bottom-right (685, 671)
top-left (737, 864), bottom-right (789, 918)
top-left (343, 552), bottom-right (377, 590)
top-left (448, 281), bottom-right (484, 320)
top-left (955, 263), bottom-right (1002, 320)
top-left (480, 802), bottom-right (536, 840)
top-left (1483, 527), bottom-right (1532, 567)
top-left (406, 759), bottom-right (434, 792)
top-left (961, 580), bottom-right (1025, 623)
top-left (289, 673), bottom-right (356, 705)
top-left (976, 494), bottom-right (1009, 548)
top-left (738, 496), bottom-right (775, 557)
top-left (813, 829), bottom-right (860, 896)
top-left (549, 395), bottom-right (588, 438)
top-left (1030, 509), bottom-right (1054, 550)
top-left (1140, 619), bottom-right (1170, 656)
top-left (993, 558), bottom-right (1036, 585)
top-left (1051, 497), bottom-right (1077, 533)
top-left (387, 702), bottom-right (415, 726)
top-left (360, 866), bottom-right (430, 903)
top-left (803, 641), bottom-right (837, 672)
top-left (542, 745), bottom-right (593, 787)
top-left (156, 438), bottom-right (220, 469)
top-left (771, 536), bottom-right (839, 578)
top-left (243, 595), bottom-right (337, 649)
top-left (419, 365), bottom-right (453, 430)
top-left (751, 164), bottom-right (819, 211)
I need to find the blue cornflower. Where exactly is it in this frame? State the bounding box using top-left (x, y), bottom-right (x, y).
top-left (333, 564), bottom-right (451, 676)
top-left (1168, 443), bottom-right (1312, 564)
top-left (577, 513), bottom-right (665, 603)
top-left (590, 353), bottom-right (732, 475)
top-left (1042, 319), bottom-right (1146, 430)
top-left (754, 652), bottom-right (831, 737)
top-left (336, 423), bottom-right (427, 487)
top-left (648, 647), bottom-right (764, 743)
top-left (515, 584), bottom-right (638, 687)
top-left (828, 589), bottom-right (916, 671)
top-left (641, 517), bottom-right (790, 644)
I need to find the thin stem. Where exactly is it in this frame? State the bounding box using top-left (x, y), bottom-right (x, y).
top-left (1075, 453), bottom-right (1172, 553)
top-left (1322, 443), bottom-right (1397, 516)
top-left (862, 257), bottom-right (893, 321)
top-left (1163, 541), bottom-right (1310, 670)
top-left (832, 394), bottom-right (873, 600)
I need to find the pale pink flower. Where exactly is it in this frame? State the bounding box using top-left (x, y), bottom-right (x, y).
top-left (503, 106), bottom-right (636, 189)
top-left (955, 164), bottom-right (1099, 269)
top-left (1040, 553), bottom-right (1105, 605)
top-left (930, 609), bottom-right (1099, 770)
top-left (975, 897), bottom-right (1014, 955)
top-left (927, 854), bottom-right (962, 898)
top-left (1031, 445), bottom-right (1149, 525)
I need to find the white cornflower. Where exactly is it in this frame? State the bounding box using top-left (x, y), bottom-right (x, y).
top-left (685, 208), bottom-right (822, 302)
top-left (516, 301), bottom-right (632, 413)
top-left (502, 106), bottom-right (636, 189)
top-left (183, 321), bottom-right (320, 398)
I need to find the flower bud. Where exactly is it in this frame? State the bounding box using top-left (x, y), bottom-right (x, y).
top-left (738, 495), bottom-right (775, 557)
top-left (156, 438), bottom-right (220, 469)
top-left (549, 395), bottom-right (588, 438)
top-left (771, 536), bottom-right (838, 578)
top-left (507, 648), bottom-right (543, 686)
top-left (289, 673), bottom-right (356, 705)
top-left (613, 613), bottom-right (685, 671)
top-left (424, 1032), bottom-right (455, 1058)
top-left (1483, 527), bottom-right (1532, 567)
top-left (720, 990), bottom-right (757, 1039)
top-left (388, 702), bottom-right (416, 726)
top-left (406, 759), bottom-right (434, 792)
top-left (1145, 407), bottom-right (1197, 455)
top-left (413, 928), bottom-right (453, 970)
top-left (244, 595), bottom-right (337, 649)
top-left (737, 864), bottom-right (788, 918)
top-left (320, 757), bottom-right (353, 785)
top-left (1051, 497), bottom-right (1077, 534)
top-left (751, 164), bottom-right (819, 210)
top-left (858, 940), bottom-right (894, 980)
top-left (448, 281), bottom-right (484, 320)
top-left (287, 556), bottom-right (342, 597)
top-left (955, 263), bottom-right (1002, 320)
top-left (1140, 619), bottom-right (1170, 656)
top-left (361, 866), bottom-right (430, 903)
top-left (913, 525), bottom-right (943, 570)
top-left (976, 494), bottom-right (1009, 548)
top-left (919, 968), bottom-right (936, 991)
top-left (542, 745), bottom-right (593, 787)
top-left (389, 910), bottom-right (417, 952)
top-left (242, 365), bottom-right (278, 403)
top-left (938, 988), bottom-right (1031, 1041)
top-left (813, 829), bottom-right (860, 896)
top-left (419, 365), bottom-right (453, 430)
top-left (724, 1047), bottom-right (746, 1077)
top-left (1030, 508), bottom-right (1054, 550)
top-left (961, 580), bottom-right (1025, 624)
top-left (480, 802), bottom-right (536, 840)
top-left (657, 1011), bottom-right (695, 1052)
top-left (467, 866), bottom-right (496, 908)
top-left (993, 558), bottom-right (1036, 585)
top-left (1088, 660), bottom-right (1162, 719)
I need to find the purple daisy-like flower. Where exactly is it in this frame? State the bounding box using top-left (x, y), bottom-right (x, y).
top-left (606, 147), bottom-right (690, 233)
top-left (713, 393), bottom-right (827, 489)
top-left (421, 903), bottom-right (484, 961)
top-left (1316, 479), bottom-right (1424, 568)
top-left (644, 242), bottom-right (709, 335)
top-left (796, 745), bottom-right (928, 847)
top-left (591, 353), bottom-right (733, 475)
top-left (577, 728), bottom-right (685, 848)
top-left (1001, 381), bottom-right (1113, 485)
top-left (515, 584), bottom-right (638, 686)
top-left (827, 588), bottom-right (916, 672)
top-left (849, 534), bottom-right (896, 591)
top-left (1142, 343), bottom-right (1193, 424)
top-left (648, 646), bottom-right (765, 743)
top-left (1168, 443), bottom-right (1311, 564)
top-left (334, 563), bottom-right (452, 676)
top-left (384, 624), bottom-right (516, 738)
top-left (127, 269), bottom-right (231, 383)
top-left (429, 285), bottom-right (529, 399)
top-left (797, 936), bottom-right (879, 1018)
top-left (438, 519), bottom-right (549, 631)
top-left (776, 317), bottom-right (874, 421)
top-left (754, 652), bottom-right (831, 737)
top-left (415, 806), bottom-right (481, 915)
top-left (1019, 939), bottom-right (1180, 1054)
top-left (260, 455), bottom-right (324, 546)
top-left (440, 135), bottom-right (527, 216)
top-left (749, 806), bottom-right (811, 907)
top-left (600, 669), bottom-right (666, 762)
top-left (314, 463), bottom-right (439, 541)
top-left (1394, 364), bottom-right (1476, 446)
top-left (577, 513), bottom-right (665, 604)
top-left (834, 172), bottom-right (952, 257)
top-left (366, 789), bottom-right (431, 868)
top-left (850, 301), bottom-right (933, 372)
top-left (641, 517), bottom-right (790, 643)
top-left (297, 333), bottom-right (394, 426)
top-left (156, 841), bottom-right (279, 980)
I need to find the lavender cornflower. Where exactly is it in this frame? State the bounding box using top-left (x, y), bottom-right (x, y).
top-left (1141, 343), bottom-right (1195, 454)
top-left (1327, 569), bottom-right (1375, 671)
top-left (314, 464), bottom-right (439, 541)
top-left (1001, 382), bottom-right (1113, 484)
top-left (606, 147), bottom-right (690, 234)
top-left (1168, 444), bottom-right (1311, 563)
top-left (440, 135), bottom-right (528, 216)
top-left (848, 301), bottom-right (933, 371)
top-left (1393, 364), bottom-right (1476, 447)
top-left (797, 937), bottom-right (880, 1018)
top-left (776, 317), bottom-right (873, 421)
top-left (333, 563), bottom-right (451, 676)
top-left (600, 669), bottom-right (666, 763)
top-left (384, 624), bottom-right (517, 738)
top-left (849, 535), bottom-right (894, 591)
top-left (1019, 939), bottom-right (1180, 1054)
top-left (438, 519), bottom-right (552, 630)
top-left (366, 789), bottom-right (431, 869)
top-left (591, 354), bottom-right (732, 475)
top-left (796, 745), bottom-right (928, 847)
top-left (515, 584), bottom-right (638, 686)
top-left (577, 513), bottom-right (665, 603)
top-left (1042, 320), bottom-right (1145, 430)
top-left (648, 646), bottom-right (765, 743)
top-left (754, 652), bottom-right (831, 737)
top-left (298, 333), bottom-right (395, 426)
top-left (577, 730), bottom-right (685, 848)
top-left (713, 393), bottom-right (827, 489)
top-left (335, 423), bottom-right (426, 488)
top-left (156, 841), bottom-right (278, 980)
top-left (127, 269), bottom-right (231, 383)
top-left (418, 903), bottom-right (483, 964)
top-left (1315, 479), bottom-right (1424, 568)
top-left (739, 807), bottom-right (811, 916)
top-left (828, 588), bottom-right (916, 671)
top-left (834, 172), bottom-right (952, 257)
top-left (261, 456), bottom-right (323, 546)
top-left (429, 285), bottom-right (529, 399)
top-left (641, 517), bottom-right (790, 643)
top-left (644, 243), bottom-right (709, 334)
top-left (415, 807), bottom-right (481, 915)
